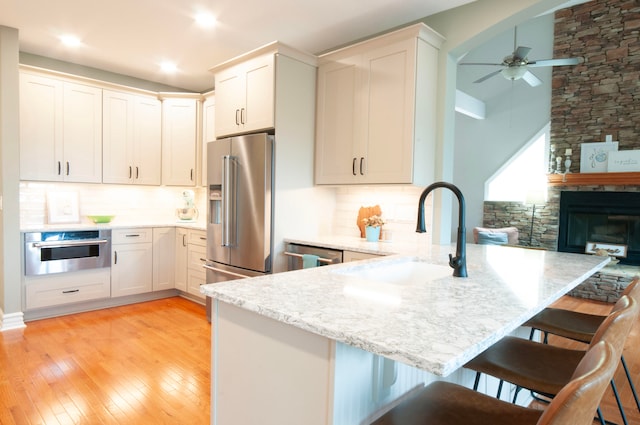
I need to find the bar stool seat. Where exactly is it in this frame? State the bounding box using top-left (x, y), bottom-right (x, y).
top-left (372, 341), bottom-right (616, 425)
top-left (464, 295), bottom-right (638, 425)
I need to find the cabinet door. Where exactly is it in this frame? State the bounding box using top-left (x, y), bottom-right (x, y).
top-left (62, 82), bottom-right (103, 183)
top-left (315, 58), bottom-right (361, 184)
top-left (152, 227), bottom-right (175, 291)
top-left (19, 73), bottom-right (63, 181)
top-left (175, 228), bottom-right (188, 292)
top-left (112, 243), bottom-right (153, 297)
top-left (162, 98), bottom-right (197, 186)
top-left (102, 90), bottom-right (133, 184)
top-left (133, 95), bottom-right (161, 185)
top-left (215, 71), bottom-right (244, 137)
top-left (201, 95), bottom-right (215, 186)
top-left (243, 54), bottom-right (275, 133)
top-left (214, 53), bottom-right (274, 138)
top-left (361, 39), bottom-right (416, 184)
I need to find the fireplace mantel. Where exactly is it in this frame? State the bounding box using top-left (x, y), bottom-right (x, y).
top-left (547, 172), bottom-right (640, 186)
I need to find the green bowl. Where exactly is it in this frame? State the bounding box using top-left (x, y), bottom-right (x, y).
top-left (87, 215), bottom-right (115, 224)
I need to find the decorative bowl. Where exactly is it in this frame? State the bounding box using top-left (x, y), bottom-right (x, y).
top-left (87, 215), bottom-right (115, 224)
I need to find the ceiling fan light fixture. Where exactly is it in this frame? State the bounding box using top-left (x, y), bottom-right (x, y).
top-left (501, 66), bottom-right (527, 81)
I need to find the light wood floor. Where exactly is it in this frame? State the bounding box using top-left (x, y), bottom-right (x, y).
top-left (0, 297), bottom-right (210, 425)
top-left (1, 295), bottom-right (638, 425)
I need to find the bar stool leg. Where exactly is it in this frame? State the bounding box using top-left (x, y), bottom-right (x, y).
top-left (610, 379), bottom-right (629, 425)
top-left (621, 355), bottom-right (640, 412)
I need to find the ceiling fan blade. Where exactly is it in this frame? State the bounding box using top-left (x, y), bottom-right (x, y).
top-left (528, 57), bottom-right (584, 67)
top-left (459, 62), bottom-right (504, 66)
top-left (522, 70), bottom-right (542, 87)
top-left (473, 69), bottom-right (503, 84)
top-left (514, 46), bottom-right (532, 60)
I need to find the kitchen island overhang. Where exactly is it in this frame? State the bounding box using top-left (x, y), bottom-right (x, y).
top-left (202, 244), bottom-right (610, 424)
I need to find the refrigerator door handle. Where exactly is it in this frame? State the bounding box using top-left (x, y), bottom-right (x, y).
top-left (221, 155), bottom-right (237, 247)
top-left (203, 263), bottom-right (250, 279)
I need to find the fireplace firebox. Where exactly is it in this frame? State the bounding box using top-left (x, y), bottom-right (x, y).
top-left (558, 191), bottom-right (640, 265)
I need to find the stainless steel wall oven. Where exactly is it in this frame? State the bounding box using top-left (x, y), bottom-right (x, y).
top-left (24, 230), bottom-right (112, 276)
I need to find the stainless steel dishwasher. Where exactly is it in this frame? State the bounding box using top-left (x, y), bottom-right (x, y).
top-left (284, 243), bottom-right (343, 270)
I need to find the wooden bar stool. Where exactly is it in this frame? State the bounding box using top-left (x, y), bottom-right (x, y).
top-left (464, 295), bottom-right (638, 425)
top-left (524, 277), bottom-right (640, 413)
top-left (371, 340), bottom-right (616, 425)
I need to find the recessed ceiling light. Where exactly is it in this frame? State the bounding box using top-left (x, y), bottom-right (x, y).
top-left (160, 61), bottom-right (178, 73)
top-left (59, 34), bottom-right (81, 47)
top-left (195, 12), bottom-right (217, 28)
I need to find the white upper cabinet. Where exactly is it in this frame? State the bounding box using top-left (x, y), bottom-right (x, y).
top-left (103, 90), bottom-right (161, 185)
top-left (214, 53), bottom-right (274, 138)
top-left (161, 96), bottom-right (199, 186)
top-left (201, 93), bottom-right (215, 186)
top-left (315, 23), bottom-right (444, 185)
top-left (20, 71), bottom-right (103, 182)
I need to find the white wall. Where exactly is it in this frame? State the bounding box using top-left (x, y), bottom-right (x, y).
top-left (0, 26), bottom-right (22, 328)
top-left (422, 0), bottom-right (570, 243)
top-left (454, 14), bottom-right (554, 231)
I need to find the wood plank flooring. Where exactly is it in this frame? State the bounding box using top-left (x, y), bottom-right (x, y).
top-left (0, 297), bottom-right (210, 425)
top-left (0, 295), bottom-right (638, 424)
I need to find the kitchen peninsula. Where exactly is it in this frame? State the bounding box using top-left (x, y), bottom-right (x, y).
top-left (201, 243), bottom-right (610, 425)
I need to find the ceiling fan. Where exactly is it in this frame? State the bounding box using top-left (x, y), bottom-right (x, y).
top-left (460, 28), bottom-right (584, 86)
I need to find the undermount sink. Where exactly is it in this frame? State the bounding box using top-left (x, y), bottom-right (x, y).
top-left (334, 258), bottom-right (452, 285)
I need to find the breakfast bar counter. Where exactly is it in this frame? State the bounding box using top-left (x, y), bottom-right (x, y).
top-left (201, 244), bottom-right (610, 425)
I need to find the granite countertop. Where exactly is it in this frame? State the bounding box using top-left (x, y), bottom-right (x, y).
top-left (201, 243), bottom-right (610, 376)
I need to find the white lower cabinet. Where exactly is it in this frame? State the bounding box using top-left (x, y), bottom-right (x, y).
top-left (173, 228), bottom-right (206, 301)
top-left (111, 228), bottom-right (153, 297)
top-left (175, 228), bottom-right (189, 292)
top-left (186, 230), bottom-right (207, 301)
top-left (152, 227), bottom-right (175, 291)
top-left (24, 268), bottom-right (111, 310)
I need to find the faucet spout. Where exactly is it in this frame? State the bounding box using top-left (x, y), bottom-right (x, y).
top-left (416, 181), bottom-right (467, 278)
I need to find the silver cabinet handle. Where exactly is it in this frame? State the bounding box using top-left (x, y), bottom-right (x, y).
top-left (360, 157), bottom-right (365, 175)
top-left (203, 264), bottom-right (250, 279)
top-left (125, 234), bottom-right (141, 238)
top-left (33, 239), bottom-right (109, 248)
top-left (235, 109), bottom-right (240, 125)
top-left (129, 166), bottom-right (132, 179)
top-left (240, 108), bottom-right (245, 124)
top-left (57, 161), bottom-right (62, 175)
top-left (66, 161), bottom-right (70, 175)
top-left (136, 166), bottom-right (139, 179)
top-left (352, 158), bottom-right (357, 176)
top-left (114, 250), bottom-right (118, 264)
top-left (62, 289), bottom-right (80, 294)
top-left (182, 234), bottom-right (187, 247)
top-left (283, 251), bottom-right (334, 264)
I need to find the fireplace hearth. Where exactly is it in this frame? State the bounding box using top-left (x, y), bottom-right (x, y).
top-left (558, 191), bottom-right (640, 266)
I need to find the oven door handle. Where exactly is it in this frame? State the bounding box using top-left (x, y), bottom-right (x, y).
top-left (32, 239), bottom-right (110, 248)
top-left (203, 264), bottom-right (250, 279)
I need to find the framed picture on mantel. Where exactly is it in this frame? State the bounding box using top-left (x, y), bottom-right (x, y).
top-left (585, 242), bottom-right (627, 258)
top-left (579, 141), bottom-right (619, 173)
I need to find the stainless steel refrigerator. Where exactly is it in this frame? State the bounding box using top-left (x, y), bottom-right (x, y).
top-left (205, 133), bottom-right (274, 301)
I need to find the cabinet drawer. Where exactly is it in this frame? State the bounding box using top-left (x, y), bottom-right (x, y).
top-left (188, 230), bottom-right (207, 246)
top-left (112, 228), bottom-right (153, 244)
top-left (25, 268), bottom-right (111, 310)
top-left (188, 244), bottom-right (207, 270)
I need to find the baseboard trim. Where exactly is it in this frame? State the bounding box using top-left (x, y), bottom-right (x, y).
top-left (1, 311), bottom-right (26, 331)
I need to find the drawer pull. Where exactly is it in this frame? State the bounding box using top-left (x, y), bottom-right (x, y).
top-left (125, 234), bottom-right (141, 238)
top-left (62, 289), bottom-right (80, 294)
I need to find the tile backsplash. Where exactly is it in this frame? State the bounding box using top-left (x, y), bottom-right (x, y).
top-left (20, 182), bottom-right (430, 245)
top-left (20, 181), bottom-right (206, 227)
top-left (331, 185), bottom-right (431, 244)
